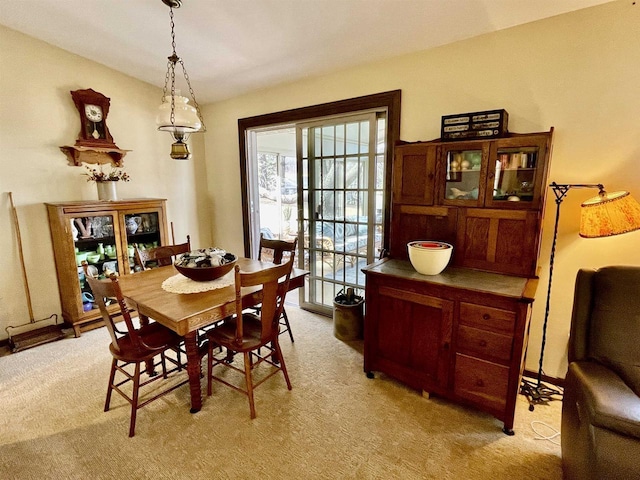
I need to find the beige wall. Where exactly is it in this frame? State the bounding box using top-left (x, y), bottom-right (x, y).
top-left (0, 26), bottom-right (211, 340)
top-left (203, 0), bottom-right (640, 379)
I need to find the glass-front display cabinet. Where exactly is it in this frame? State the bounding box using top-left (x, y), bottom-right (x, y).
top-left (438, 132), bottom-right (551, 210)
top-left (46, 199), bottom-right (168, 336)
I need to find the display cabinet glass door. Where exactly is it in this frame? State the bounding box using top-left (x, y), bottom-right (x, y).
top-left (72, 213), bottom-right (119, 312)
top-left (123, 211), bottom-right (162, 273)
top-left (442, 146), bottom-right (485, 206)
top-left (485, 137), bottom-right (547, 208)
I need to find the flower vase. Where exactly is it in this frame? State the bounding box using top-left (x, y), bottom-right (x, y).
top-left (96, 181), bottom-right (118, 201)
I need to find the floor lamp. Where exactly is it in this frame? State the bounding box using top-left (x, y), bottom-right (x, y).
top-left (521, 181), bottom-right (640, 410)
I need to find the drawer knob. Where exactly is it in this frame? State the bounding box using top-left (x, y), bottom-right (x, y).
top-left (482, 313), bottom-right (491, 320)
top-left (476, 379), bottom-right (485, 387)
top-left (479, 340), bottom-right (487, 347)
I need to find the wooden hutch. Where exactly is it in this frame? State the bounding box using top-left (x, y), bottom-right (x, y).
top-left (362, 128), bottom-right (553, 434)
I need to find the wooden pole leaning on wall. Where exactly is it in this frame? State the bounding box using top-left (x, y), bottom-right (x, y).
top-left (5, 192), bottom-right (63, 352)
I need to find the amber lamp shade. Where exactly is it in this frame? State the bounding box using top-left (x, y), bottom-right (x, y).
top-left (580, 191), bottom-right (640, 238)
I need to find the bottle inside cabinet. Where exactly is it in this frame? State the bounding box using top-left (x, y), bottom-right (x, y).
top-left (445, 149), bottom-right (482, 200)
top-left (492, 147), bottom-right (539, 202)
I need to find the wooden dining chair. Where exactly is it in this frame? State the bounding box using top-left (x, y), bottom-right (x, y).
top-left (83, 264), bottom-right (188, 437)
top-left (257, 234), bottom-right (298, 343)
top-left (134, 235), bottom-right (191, 270)
top-left (206, 254), bottom-right (295, 419)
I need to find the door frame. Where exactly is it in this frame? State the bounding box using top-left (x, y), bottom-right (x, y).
top-left (238, 90), bottom-right (401, 258)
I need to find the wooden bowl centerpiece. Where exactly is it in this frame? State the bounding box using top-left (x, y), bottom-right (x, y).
top-left (174, 248), bottom-right (237, 282)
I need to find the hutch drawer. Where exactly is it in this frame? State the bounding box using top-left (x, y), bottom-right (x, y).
top-left (456, 324), bottom-right (513, 364)
top-left (454, 353), bottom-right (509, 412)
top-left (459, 302), bottom-right (515, 334)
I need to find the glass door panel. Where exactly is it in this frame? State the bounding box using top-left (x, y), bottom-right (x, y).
top-left (72, 213), bottom-right (117, 311)
top-left (124, 211), bottom-right (162, 272)
top-left (484, 135), bottom-right (549, 209)
top-left (443, 148), bottom-right (483, 204)
top-left (298, 112), bottom-right (385, 314)
top-left (492, 147), bottom-right (539, 203)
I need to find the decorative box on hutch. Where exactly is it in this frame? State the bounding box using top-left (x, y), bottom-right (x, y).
top-left (441, 109), bottom-right (509, 141)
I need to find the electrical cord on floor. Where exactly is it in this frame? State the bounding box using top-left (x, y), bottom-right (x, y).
top-left (531, 420), bottom-right (561, 446)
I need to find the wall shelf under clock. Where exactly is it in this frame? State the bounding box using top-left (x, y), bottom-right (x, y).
top-left (60, 145), bottom-right (131, 167)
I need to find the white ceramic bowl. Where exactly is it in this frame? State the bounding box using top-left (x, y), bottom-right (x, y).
top-left (407, 241), bottom-right (453, 275)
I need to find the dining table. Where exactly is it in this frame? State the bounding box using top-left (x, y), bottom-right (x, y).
top-left (116, 257), bottom-right (308, 413)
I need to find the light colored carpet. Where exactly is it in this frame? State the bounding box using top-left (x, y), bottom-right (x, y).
top-left (0, 307), bottom-right (562, 479)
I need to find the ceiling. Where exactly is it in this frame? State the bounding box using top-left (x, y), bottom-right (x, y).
top-left (0, 0), bottom-right (612, 104)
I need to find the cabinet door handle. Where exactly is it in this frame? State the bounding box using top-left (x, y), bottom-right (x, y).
top-left (482, 313), bottom-right (491, 320)
top-left (476, 379), bottom-right (485, 387)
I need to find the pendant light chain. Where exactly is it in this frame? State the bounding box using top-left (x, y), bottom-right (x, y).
top-left (161, 5), bottom-right (206, 133)
top-left (178, 59), bottom-right (206, 132)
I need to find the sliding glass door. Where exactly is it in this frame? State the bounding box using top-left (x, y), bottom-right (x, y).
top-left (238, 90), bottom-right (400, 317)
top-left (297, 113), bottom-right (385, 314)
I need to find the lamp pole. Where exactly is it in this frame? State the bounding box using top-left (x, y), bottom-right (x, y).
top-left (521, 182), bottom-right (604, 410)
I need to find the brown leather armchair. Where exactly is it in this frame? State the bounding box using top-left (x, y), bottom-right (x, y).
top-left (562, 266), bottom-right (640, 480)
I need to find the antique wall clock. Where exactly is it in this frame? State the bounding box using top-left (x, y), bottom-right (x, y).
top-left (70, 88), bottom-right (119, 149)
top-left (60, 88), bottom-right (129, 166)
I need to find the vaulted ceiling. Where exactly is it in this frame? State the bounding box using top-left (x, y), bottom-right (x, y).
top-left (0, 0), bottom-right (612, 103)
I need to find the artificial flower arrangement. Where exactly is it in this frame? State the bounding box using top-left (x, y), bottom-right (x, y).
top-left (84, 164), bottom-right (130, 182)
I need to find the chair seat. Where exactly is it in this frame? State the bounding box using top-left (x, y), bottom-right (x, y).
top-left (207, 313), bottom-right (264, 352)
top-left (111, 322), bottom-right (181, 362)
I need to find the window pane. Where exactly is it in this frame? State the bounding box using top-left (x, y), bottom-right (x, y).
top-left (346, 123), bottom-right (359, 155)
top-left (346, 156), bottom-right (358, 189)
top-left (302, 158), bottom-right (308, 189)
top-left (359, 155), bottom-right (368, 189)
top-left (322, 126), bottom-right (334, 156)
top-left (323, 157), bottom-right (335, 189)
top-left (313, 158), bottom-right (322, 189)
top-left (360, 121), bottom-right (369, 154)
top-left (314, 129), bottom-right (322, 156)
top-left (335, 158), bottom-right (345, 189)
top-left (375, 154), bottom-right (384, 189)
top-left (335, 124), bottom-right (345, 156)
top-left (335, 191), bottom-right (345, 220)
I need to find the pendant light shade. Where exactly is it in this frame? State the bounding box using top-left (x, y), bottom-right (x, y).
top-left (580, 190), bottom-right (640, 238)
top-left (157, 0), bottom-right (205, 160)
top-left (156, 94), bottom-right (202, 135)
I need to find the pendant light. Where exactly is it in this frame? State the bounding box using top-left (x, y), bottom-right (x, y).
top-left (156, 0), bottom-right (206, 160)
